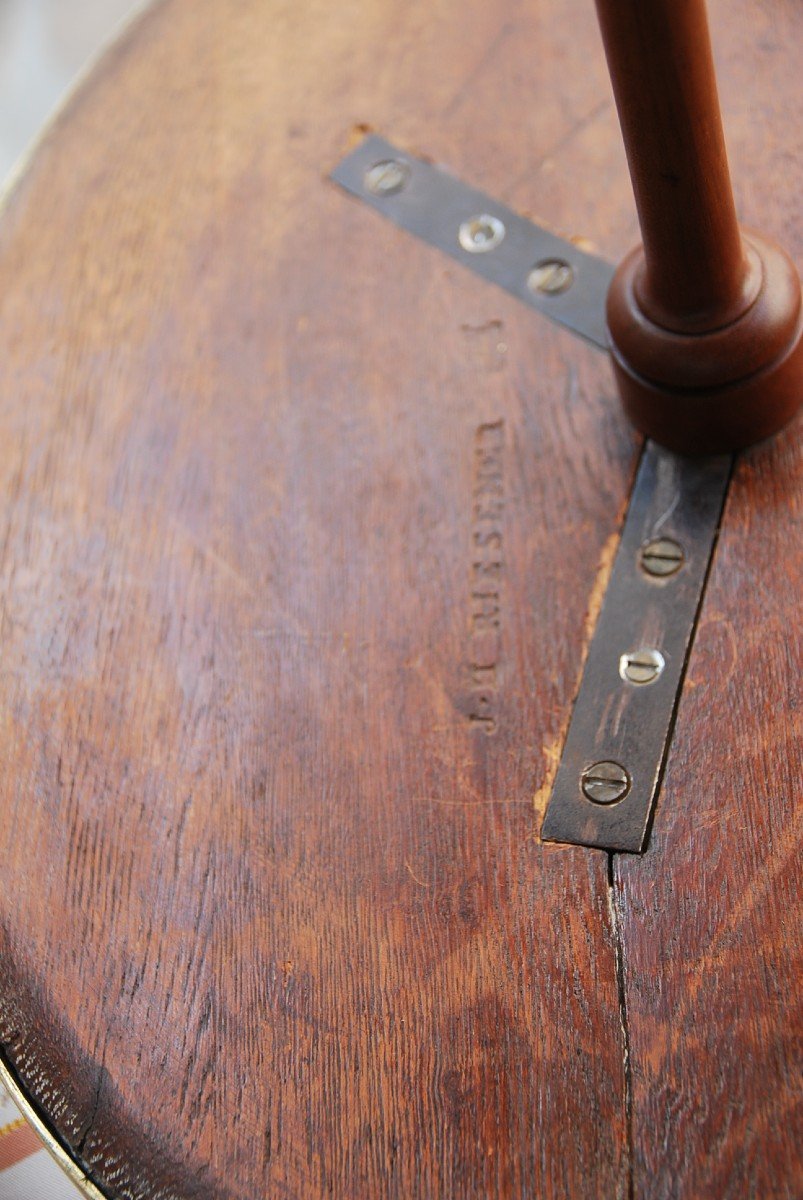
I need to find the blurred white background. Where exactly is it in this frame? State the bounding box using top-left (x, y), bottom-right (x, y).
top-left (0, 0), bottom-right (139, 183)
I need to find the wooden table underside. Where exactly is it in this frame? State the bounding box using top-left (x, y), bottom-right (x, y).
top-left (0, 0), bottom-right (799, 1196)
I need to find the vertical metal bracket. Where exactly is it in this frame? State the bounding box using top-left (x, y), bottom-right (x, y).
top-left (541, 443), bottom-right (732, 852)
top-left (332, 133), bottom-right (735, 853)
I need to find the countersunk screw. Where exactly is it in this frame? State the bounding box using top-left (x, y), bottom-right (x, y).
top-left (619, 647), bottom-right (666, 686)
top-left (581, 760), bottom-right (631, 805)
top-left (364, 159), bottom-right (410, 196)
top-left (639, 537), bottom-right (684, 578)
top-left (458, 214), bottom-right (506, 253)
top-left (527, 258), bottom-right (574, 295)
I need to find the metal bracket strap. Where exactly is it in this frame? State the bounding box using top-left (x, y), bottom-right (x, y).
top-left (332, 133), bottom-right (733, 853)
top-left (332, 134), bottom-right (613, 351)
top-left (541, 444), bottom-right (732, 852)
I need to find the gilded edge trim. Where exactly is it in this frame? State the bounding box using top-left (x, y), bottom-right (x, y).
top-left (0, 1054), bottom-right (108, 1199)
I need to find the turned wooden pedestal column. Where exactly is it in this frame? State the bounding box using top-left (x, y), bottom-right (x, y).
top-left (595, 0), bottom-right (803, 453)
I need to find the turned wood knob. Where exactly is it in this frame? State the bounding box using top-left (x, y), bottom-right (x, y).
top-left (594, 0), bottom-right (803, 454)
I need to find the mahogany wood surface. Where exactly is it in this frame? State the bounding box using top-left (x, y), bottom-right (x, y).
top-left (617, 425), bottom-right (803, 1199)
top-left (0, 0), bottom-right (799, 1197)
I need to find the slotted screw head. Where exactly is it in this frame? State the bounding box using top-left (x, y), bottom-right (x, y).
top-left (639, 537), bottom-right (684, 577)
top-left (458, 214), bottom-right (506, 253)
top-left (527, 258), bottom-right (574, 295)
top-left (619, 647), bottom-right (666, 686)
top-left (364, 159), bottom-right (410, 196)
top-left (581, 761), bottom-right (631, 805)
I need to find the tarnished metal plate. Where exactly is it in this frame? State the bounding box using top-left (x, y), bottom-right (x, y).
top-left (541, 443), bottom-right (732, 853)
top-left (332, 134), bottom-right (613, 350)
top-left (334, 133), bottom-right (735, 855)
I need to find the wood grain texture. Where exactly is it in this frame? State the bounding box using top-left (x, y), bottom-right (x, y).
top-left (0, 0), bottom-right (798, 1197)
top-left (0, 0), bottom-right (635, 1196)
top-left (615, 422), bottom-right (803, 1199)
top-left (613, 1), bottom-right (803, 1194)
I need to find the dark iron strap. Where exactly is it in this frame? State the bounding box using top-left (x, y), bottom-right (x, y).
top-left (541, 443), bottom-right (732, 852)
top-left (332, 134), bottom-right (613, 351)
top-left (333, 133), bottom-right (733, 853)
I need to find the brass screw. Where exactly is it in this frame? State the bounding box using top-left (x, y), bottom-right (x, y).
top-left (619, 647), bottom-right (665, 685)
top-left (364, 159), bottom-right (410, 196)
top-left (458, 214), bottom-right (506, 253)
top-left (581, 761), bottom-right (631, 805)
top-left (639, 537), bottom-right (685, 578)
top-left (527, 258), bottom-right (574, 295)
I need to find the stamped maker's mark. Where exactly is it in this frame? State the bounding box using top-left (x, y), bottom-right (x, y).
top-left (466, 420), bottom-right (505, 734)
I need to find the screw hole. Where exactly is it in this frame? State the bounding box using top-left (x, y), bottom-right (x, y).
top-left (458, 214), bottom-right (506, 253)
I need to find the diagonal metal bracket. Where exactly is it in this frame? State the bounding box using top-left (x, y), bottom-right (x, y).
top-left (541, 444), bottom-right (732, 852)
top-left (332, 134), bottom-right (614, 350)
top-left (332, 133), bottom-right (733, 853)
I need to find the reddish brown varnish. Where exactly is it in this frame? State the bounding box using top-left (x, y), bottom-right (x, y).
top-left (0, 0), bottom-right (799, 1198)
top-left (595, 0), bottom-right (803, 453)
